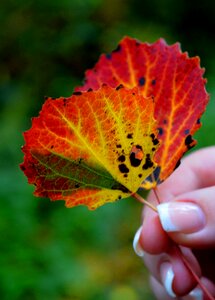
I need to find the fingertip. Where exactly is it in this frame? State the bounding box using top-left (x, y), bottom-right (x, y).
top-left (143, 246), bottom-right (201, 298)
top-left (167, 246), bottom-right (201, 297)
top-left (157, 201), bottom-right (206, 234)
top-left (156, 186), bottom-right (215, 248)
top-left (158, 258), bottom-right (196, 298)
top-left (160, 262), bottom-right (176, 297)
top-left (150, 275), bottom-right (174, 300)
top-left (133, 226), bottom-right (144, 257)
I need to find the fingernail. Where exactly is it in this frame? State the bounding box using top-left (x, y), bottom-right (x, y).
top-left (157, 202), bottom-right (206, 233)
top-left (133, 226), bottom-right (144, 257)
top-left (160, 262), bottom-right (176, 298)
top-left (188, 287), bottom-right (203, 300)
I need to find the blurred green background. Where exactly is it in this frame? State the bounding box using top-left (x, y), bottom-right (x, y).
top-left (0, 0), bottom-right (214, 299)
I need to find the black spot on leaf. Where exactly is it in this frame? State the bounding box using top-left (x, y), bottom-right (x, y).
top-left (185, 135), bottom-right (195, 150)
top-left (127, 133), bottom-right (133, 139)
top-left (63, 98), bottom-right (68, 106)
top-left (78, 158), bottom-right (83, 164)
top-left (20, 165), bottom-right (26, 171)
top-left (118, 155), bottom-right (126, 162)
top-left (112, 44), bottom-right (121, 53)
top-left (174, 159), bottom-right (181, 170)
top-left (142, 154), bottom-right (154, 170)
top-left (158, 127), bottom-right (163, 135)
top-left (73, 91), bottom-right (82, 96)
top-left (129, 145), bottom-right (143, 167)
top-left (136, 145), bottom-right (142, 149)
top-left (116, 84), bottom-right (124, 90)
top-left (139, 77), bottom-right (145, 86)
top-left (129, 152), bottom-right (141, 167)
top-left (106, 53), bottom-right (112, 60)
top-left (118, 164), bottom-right (129, 173)
top-left (150, 133), bottom-right (159, 145)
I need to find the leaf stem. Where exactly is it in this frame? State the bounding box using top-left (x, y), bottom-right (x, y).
top-left (132, 192), bottom-right (157, 212)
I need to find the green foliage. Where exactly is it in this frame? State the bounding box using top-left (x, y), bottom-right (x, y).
top-left (0, 0), bottom-right (214, 299)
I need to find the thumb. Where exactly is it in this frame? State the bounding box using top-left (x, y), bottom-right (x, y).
top-left (157, 186), bottom-right (215, 248)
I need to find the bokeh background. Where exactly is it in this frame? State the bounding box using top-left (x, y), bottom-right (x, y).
top-left (0, 0), bottom-right (214, 299)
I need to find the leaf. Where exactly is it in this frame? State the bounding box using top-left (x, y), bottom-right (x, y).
top-left (21, 85), bottom-right (159, 209)
top-left (76, 37), bottom-right (209, 186)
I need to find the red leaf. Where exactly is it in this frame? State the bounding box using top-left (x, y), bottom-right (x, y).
top-left (76, 37), bottom-right (209, 186)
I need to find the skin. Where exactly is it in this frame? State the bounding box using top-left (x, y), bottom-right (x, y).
top-left (139, 146), bottom-right (215, 299)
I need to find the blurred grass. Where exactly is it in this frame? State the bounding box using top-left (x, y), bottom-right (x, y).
top-left (0, 0), bottom-right (214, 299)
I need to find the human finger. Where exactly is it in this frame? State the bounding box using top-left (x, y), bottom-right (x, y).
top-left (157, 186), bottom-right (215, 248)
top-left (143, 246), bottom-right (201, 297)
top-left (150, 275), bottom-right (215, 300)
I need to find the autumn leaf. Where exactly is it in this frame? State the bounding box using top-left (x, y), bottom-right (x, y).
top-left (21, 85), bottom-right (159, 209)
top-left (76, 37), bottom-right (209, 187)
top-left (21, 37), bottom-right (209, 209)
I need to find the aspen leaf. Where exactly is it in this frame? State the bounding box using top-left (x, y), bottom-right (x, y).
top-left (21, 86), bottom-right (159, 209)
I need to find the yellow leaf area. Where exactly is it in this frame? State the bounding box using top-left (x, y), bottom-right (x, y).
top-left (21, 85), bottom-right (159, 209)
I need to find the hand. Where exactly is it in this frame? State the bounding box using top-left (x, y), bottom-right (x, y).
top-left (133, 146), bottom-right (215, 299)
